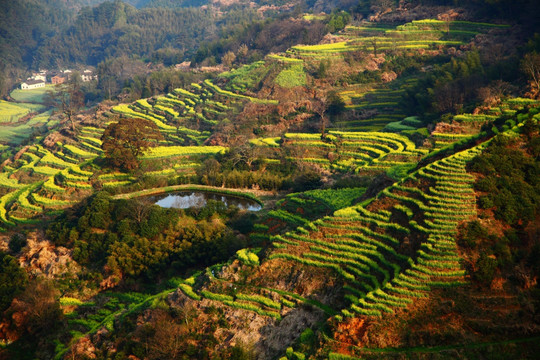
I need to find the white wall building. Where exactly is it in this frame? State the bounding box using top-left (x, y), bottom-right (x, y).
top-left (81, 69), bottom-right (96, 82)
top-left (30, 74), bottom-right (46, 82)
top-left (20, 80), bottom-right (46, 90)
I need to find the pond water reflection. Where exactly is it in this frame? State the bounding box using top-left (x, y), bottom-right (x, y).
top-left (152, 191), bottom-right (262, 211)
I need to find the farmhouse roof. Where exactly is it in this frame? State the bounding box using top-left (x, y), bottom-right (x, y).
top-left (24, 79), bottom-right (45, 85)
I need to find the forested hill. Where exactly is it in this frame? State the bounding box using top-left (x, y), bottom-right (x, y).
top-left (0, 0), bottom-right (72, 95)
top-left (34, 2), bottom-right (229, 68)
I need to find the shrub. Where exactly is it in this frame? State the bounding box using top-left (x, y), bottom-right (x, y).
top-left (9, 233), bottom-right (27, 253)
top-left (474, 253), bottom-right (498, 286)
top-left (236, 249), bottom-right (259, 266)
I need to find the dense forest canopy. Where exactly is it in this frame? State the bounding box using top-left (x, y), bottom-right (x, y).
top-left (1, 0), bottom-right (539, 97)
top-left (34, 2), bottom-right (253, 68)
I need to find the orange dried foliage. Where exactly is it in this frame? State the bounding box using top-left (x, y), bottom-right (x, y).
top-left (333, 317), bottom-right (368, 346)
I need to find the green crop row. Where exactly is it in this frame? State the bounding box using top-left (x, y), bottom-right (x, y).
top-left (60, 297), bottom-right (85, 306)
top-left (173, 88), bottom-right (200, 99)
top-left (289, 233), bottom-right (377, 253)
top-left (269, 253), bottom-right (356, 281)
top-left (38, 152), bottom-right (73, 168)
top-left (102, 180), bottom-right (132, 188)
top-left (223, 300), bottom-right (281, 319)
top-left (42, 177), bottom-right (66, 193)
top-left (33, 166), bottom-right (61, 176)
top-left (268, 209), bottom-right (310, 227)
top-left (0, 186), bottom-right (29, 225)
top-left (0, 172), bottom-right (24, 189)
top-left (17, 186), bottom-right (42, 212)
top-left (200, 290), bottom-right (233, 302)
top-left (143, 145), bottom-right (227, 159)
top-left (235, 293), bottom-right (281, 309)
top-left (272, 235), bottom-right (300, 246)
top-left (203, 79), bottom-right (278, 105)
top-left (179, 284), bottom-right (201, 300)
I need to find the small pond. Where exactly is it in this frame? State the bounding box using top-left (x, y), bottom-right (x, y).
top-left (152, 191), bottom-right (262, 211)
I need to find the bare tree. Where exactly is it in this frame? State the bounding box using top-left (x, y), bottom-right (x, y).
top-left (230, 143), bottom-right (258, 170)
top-left (312, 93), bottom-right (328, 138)
top-left (522, 53), bottom-right (540, 97)
top-left (129, 197), bottom-right (154, 224)
top-left (222, 51), bottom-right (236, 68)
top-left (237, 44), bottom-right (249, 63)
top-left (370, 38), bottom-right (379, 57)
top-left (47, 73), bottom-right (84, 134)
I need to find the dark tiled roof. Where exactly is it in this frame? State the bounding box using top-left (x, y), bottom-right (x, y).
top-left (23, 79), bottom-right (45, 85)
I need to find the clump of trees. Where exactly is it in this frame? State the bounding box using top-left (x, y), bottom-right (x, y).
top-left (46, 192), bottom-right (247, 283)
top-left (101, 117), bottom-right (164, 171)
top-left (469, 128), bottom-right (539, 226)
top-left (0, 254), bottom-right (62, 357)
top-left (459, 124), bottom-right (540, 288)
top-left (0, 252), bottom-right (28, 313)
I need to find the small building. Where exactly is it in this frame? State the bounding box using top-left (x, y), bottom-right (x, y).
top-left (81, 69), bottom-right (96, 82)
top-left (51, 75), bottom-right (66, 85)
top-left (30, 74), bottom-right (46, 82)
top-left (20, 79), bottom-right (45, 90)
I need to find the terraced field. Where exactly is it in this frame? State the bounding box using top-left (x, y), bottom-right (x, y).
top-left (1, 14), bottom-right (535, 359)
top-left (0, 77), bottom-right (283, 228)
top-left (127, 141), bottom-right (490, 360)
top-left (430, 98), bottom-right (539, 149)
top-left (289, 19), bottom-right (508, 59)
top-left (268, 145), bottom-right (481, 317)
top-left (112, 81), bottom-right (277, 145)
top-left (0, 100), bottom-right (53, 144)
top-left (333, 85), bottom-right (414, 132)
top-left (251, 131), bottom-right (428, 176)
top-left (0, 128), bottom-right (227, 229)
top-left (281, 19), bottom-right (508, 132)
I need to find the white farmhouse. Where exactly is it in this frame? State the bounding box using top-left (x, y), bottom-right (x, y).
top-left (81, 69), bottom-right (96, 82)
top-left (20, 79), bottom-right (46, 90)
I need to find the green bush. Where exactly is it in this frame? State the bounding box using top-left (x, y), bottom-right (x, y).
top-left (9, 233), bottom-right (27, 253)
top-left (0, 251), bottom-right (28, 312)
top-left (474, 253), bottom-right (497, 286)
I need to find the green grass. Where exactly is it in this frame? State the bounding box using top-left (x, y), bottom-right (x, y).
top-left (0, 100), bottom-right (43, 123)
top-left (275, 64), bottom-right (306, 88)
top-left (299, 188), bottom-right (366, 211)
top-left (303, 14), bottom-right (326, 21)
top-left (10, 85), bottom-right (56, 104)
top-left (0, 109), bottom-right (53, 144)
top-left (220, 61), bottom-right (270, 91)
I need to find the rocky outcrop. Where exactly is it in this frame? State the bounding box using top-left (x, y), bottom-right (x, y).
top-left (18, 233), bottom-right (80, 278)
top-left (167, 287), bottom-right (326, 360)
